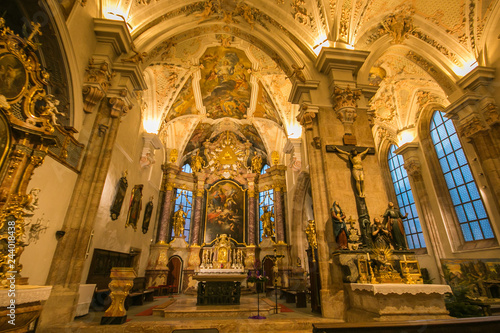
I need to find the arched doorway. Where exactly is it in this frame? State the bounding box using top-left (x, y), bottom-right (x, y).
top-left (262, 256), bottom-right (275, 289)
top-left (166, 256), bottom-right (183, 294)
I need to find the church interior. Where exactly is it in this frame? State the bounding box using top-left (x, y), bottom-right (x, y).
top-left (1, 0), bottom-right (500, 332)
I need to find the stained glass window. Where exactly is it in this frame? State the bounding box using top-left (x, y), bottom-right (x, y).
top-left (171, 189), bottom-right (193, 241)
top-left (430, 111), bottom-right (494, 241)
top-left (258, 189), bottom-right (274, 243)
top-left (388, 145), bottom-right (426, 249)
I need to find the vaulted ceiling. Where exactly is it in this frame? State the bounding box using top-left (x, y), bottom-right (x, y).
top-left (72, 0), bottom-right (499, 161)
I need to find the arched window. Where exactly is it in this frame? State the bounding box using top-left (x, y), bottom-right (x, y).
top-left (171, 189), bottom-right (193, 241)
top-left (258, 189), bottom-right (274, 243)
top-left (182, 163), bottom-right (192, 173)
top-left (261, 164), bottom-right (270, 174)
top-left (430, 111), bottom-right (494, 241)
top-left (388, 145), bottom-right (426, 249)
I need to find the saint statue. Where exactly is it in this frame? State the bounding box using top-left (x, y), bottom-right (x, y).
top-left (172, 205), bottom-right (187, 237)
top-left (260, 206), bottom-right (275, 238)
top-left (190, 150), bottom-right (205, 173)
top-left (382, 202), bottom-right (408, 250)
top-left (371, 217), bottom-right (391, 249)
top-left (330, 201), bottom-right (348, 250)
top-left (333, 146), bottom-right (370, 198)
top-left (251, 152), bottom-right (263, 173)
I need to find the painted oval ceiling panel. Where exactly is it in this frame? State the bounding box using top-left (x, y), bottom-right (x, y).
top-left (200, 46), bottom-right (252, 120)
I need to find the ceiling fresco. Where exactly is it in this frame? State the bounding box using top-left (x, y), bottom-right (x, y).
top-left (199, 46), bottom-right (252, 120)
top-left (88, 0), bottom-right (500, 161)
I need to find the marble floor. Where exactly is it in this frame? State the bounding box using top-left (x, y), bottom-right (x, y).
top-left (67, 293), bottom-right (340, 333)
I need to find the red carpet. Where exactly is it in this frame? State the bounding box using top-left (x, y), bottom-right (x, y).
top-left (135, 305), bottom-right (159, 316)
top-left (279, 304), bottom-right (294, 312)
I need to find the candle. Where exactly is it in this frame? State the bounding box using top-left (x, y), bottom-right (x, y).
top-left (367, 252), bottom-right (370, 261)
top-left (403, 255), bottom-right (407, 261)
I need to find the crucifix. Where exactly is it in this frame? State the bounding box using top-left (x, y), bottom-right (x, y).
top-left (27, 22), bottom-right (42, 44)
top-left (326, 144), bottom-right (376, 249)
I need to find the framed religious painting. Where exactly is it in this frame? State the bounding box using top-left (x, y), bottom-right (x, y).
top-left (0, 113), bottom-right (11, 172)
top-left (141, 197), bottom-right (154, 234)
top-left (204, 180), bottom-right (246, 245)
top-left (0, 53), bottom-right (28, 101)
top-left (110, 173), bottom-right (128, 220)
top-left (125, 184), bottom-right (143, 230)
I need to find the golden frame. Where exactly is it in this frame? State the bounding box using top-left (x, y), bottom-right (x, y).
top-left (203, 179), bottom-right (247, 246)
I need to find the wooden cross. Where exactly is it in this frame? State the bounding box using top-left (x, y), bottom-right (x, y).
top-left (325, 145), bottom-right (375, 155)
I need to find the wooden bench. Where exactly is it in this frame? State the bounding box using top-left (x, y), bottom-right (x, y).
top-left (125, 277), bottom-right (155, 308)
top-left (281, 289), bottom-right (307, 308)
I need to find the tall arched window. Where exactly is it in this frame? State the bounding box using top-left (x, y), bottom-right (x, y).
top-left (261, 164), bottom-right (270, 174)
top-left (430, 111), bottom-right (494, 241)
top-left (182, 163), bottom-right (192, 173)
top-left (388, 145), bottom-right (426, 249)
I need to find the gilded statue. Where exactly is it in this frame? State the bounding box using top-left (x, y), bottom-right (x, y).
top-left (260, 205), bottom-right (275, 238)
top-left (190, 150), bottom-right (205, 173)
top-left (333, 146), bottom-right (370, 198)
top-left (251, 152), bottom-right (262, 173)
top-left (383, 202), bottom-right (408, 250)
top-left (305, 219), bottom-right (318, 262)
top-left (172, 205), bottom-right (187, 237)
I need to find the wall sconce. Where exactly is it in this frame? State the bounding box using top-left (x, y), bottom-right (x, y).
top-left (55, 230), bottom-right (66, 240)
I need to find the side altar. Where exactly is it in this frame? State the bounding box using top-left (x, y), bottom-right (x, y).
top-left (194, 234), bottom-right (247, 305)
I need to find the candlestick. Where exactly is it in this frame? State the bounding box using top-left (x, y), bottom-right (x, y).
top-left (367, 252), bottom-right (370, 261)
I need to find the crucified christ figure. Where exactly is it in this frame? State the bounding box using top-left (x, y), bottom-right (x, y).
top-left (333, 146), bottom-right (370, 198)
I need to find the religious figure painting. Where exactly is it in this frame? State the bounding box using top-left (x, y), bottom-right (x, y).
top-left (0, 54), bottom-right (27, 100)
top-left (204, 180), bottom-right (245, 244)
top-left (110, 173), bottom-right (128, 220)
top-left (125, 184), bottom-right (143, 230)
top-left (165, 76), bottom-right (198, 122)
top-left (253, 81), bottom-right (283, 126)
top-left (199, 46), bottom-right (252, 120)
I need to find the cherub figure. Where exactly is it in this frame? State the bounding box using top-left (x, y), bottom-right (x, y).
top-left (40, 94), bottom-right (66, 125)
top-left (288, 64), bottom-right (306, 82)
top-left (122, 43), bottom-right (147, 64)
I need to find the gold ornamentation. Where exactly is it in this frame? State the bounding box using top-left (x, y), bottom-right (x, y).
top-left (196, 189), bottom-right (205, 197)
top-left (251, 152), bottom-right (263, 173)
top-left (190, 150), bottom-right (206, 172)
top-left (381, 10), bottom-right (414, 44)
top-left (332, 86), bottom-right (361, 112)
top-left (102, 268), bottom-right (136, 319)
top-left (165, 182), bottom-right (175, 191)
top-left (169, 149), bottom-right (178, 163)
top-left (305, 220), bottom-right (318, 262)
top-left (291, 0), bottom-right (315, 30)
top-left (371, 246), bottom-right (403, 283)
top-left (405, 51), bottom-right (455, 93)
top-left (271, 151), bottom-right (279, 165)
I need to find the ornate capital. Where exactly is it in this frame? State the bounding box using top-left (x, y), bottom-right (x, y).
top-left (459, 116), bottom-right (487, 139)
top-left (108, 96), bottom-right (131, 118)
top-left (403, 159), bottom-right (422, 180)
top-left (83, 59), bottom-right (115, 114)
top-left (296, 103), bottom-right (319, 130)
top-left (483, 103), bottom-right (499, 126)
top-left (332, 86), bottom-right (361, 112)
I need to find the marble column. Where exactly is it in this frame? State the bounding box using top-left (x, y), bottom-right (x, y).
top-left (395, 143), bottom-right (446, 284)
top-left (245, 174), bottom-right (258, 245)
top-left (190, 172), bottom-right (207, 245)
top-left (156, 164), bottom-right (180, 244)
top-left (273, 177), bottom-right (286, 244)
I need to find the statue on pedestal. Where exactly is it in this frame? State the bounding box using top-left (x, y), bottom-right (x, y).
top-left (382, 202), bottom-right (408, 250)
top-left (331, 201), bottom-right (348, 250)
top-left (172, 205), bottom-right (187, 237)
top-left (251, 152), bottom-right (263, 173)
top-left (332, 146), bottom-right (370, 198)
top-left (371, 217), bottom-right (391, 249)
top-left (190, 150), bottom-right (205, 173)
top-left (261, 206), bottom-right (275, 238)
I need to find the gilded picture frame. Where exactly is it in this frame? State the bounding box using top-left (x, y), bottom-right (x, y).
top-left (0, 53), bottom-right (28, 101)
top-left (204, 180), bottom-right (246, 245)
top-left (141, 198), bottom-right (154, 234)
top-left (110, 175), bottom-right (128, 220)
top-left (125, 184), bottom-right (143, 230)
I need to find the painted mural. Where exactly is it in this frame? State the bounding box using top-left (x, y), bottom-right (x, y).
top-left (165, 77), bottom-right (197, 122)
top-left (200, 47), bottom-right (252, 120)
top-left (253, 81), bottom-right (282, 126)
top-left (441, 258), bottom-right (500, 298)
top-left (204, 181), bottom-right (245, 244)
top-left (184, 122), bottom-right (213, 154)
top-left (240, 124), bottom-right (266, 152)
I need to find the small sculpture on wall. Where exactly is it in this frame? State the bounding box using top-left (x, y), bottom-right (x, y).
top-left (110, 171), bottom-right (128, 220)
top-left (331, 201), bottom-right (348, 250)
top-left (172, 204), bottom-right (187, 237)
top-left (305, 219), bottom-right (318, 262)
top-left (251, 152), bottom-right (262, 173)
top-left (141, 196), bottom-right (154, 234)
top-left (261, 205), bottom-right (275, 239)
top-left (190, 150), bottom-right (205, 173)
top-left (125, 184), bottom-right (143, 230)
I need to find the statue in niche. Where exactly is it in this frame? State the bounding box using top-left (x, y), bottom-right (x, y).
top-left (382, 202), bottom-right (408, 250)
top-left (261, 205), bottom-right (275, 238)
top-left (333, 146), bottom-right (370, 198)
top-left (172, 204), bottom-right (187, 237)
top-left (330, 201), bottom-right (348, 250)
top-left (190, 150), bottom-right (205, 173)
top-left (251, 152), bottom-right (262, 173)
top-left (371, 217), bottom-right (391, 249)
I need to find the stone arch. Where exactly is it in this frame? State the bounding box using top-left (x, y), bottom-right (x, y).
top-left (289, 171), bottom-right (312, 271)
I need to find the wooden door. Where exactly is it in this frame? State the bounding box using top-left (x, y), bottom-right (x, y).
top-left (166, 256), bottom-right (182, 293)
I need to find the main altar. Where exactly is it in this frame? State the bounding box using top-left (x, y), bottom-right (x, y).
top-left (194, 234), bottom-right (247, 305)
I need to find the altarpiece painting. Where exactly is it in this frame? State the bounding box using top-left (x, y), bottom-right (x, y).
top-left (204, 180), bottom-right (245, 244)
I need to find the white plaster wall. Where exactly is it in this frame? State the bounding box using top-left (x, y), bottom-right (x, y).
top-left (19, 157), bottom-right (78, 286)
top-left (80, 104), bottom-right (164, 283)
